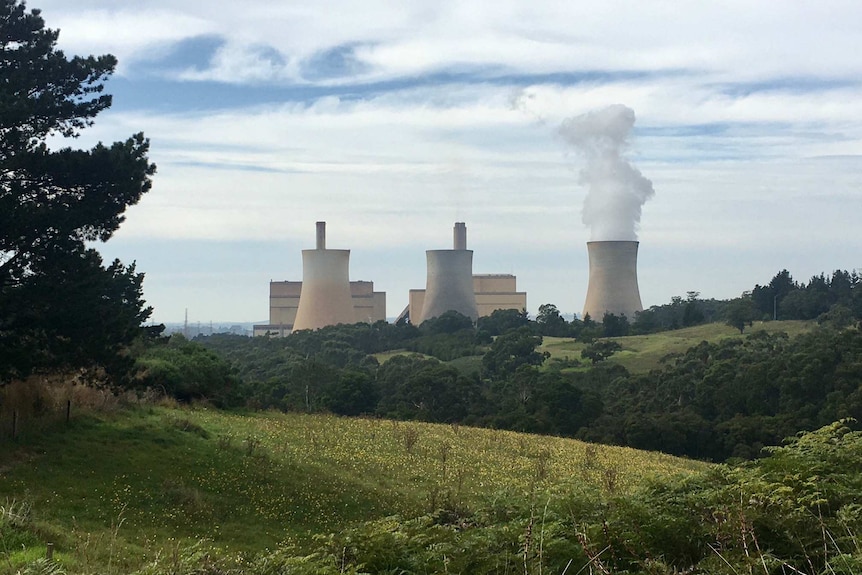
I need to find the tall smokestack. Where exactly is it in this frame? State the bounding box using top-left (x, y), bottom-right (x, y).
top-left (316, 221), bottom-right (326, 249)
top-left (582, 241), bottom-right (643, 320)
top-left (453, 222), bottom-right (467, 250)
top-left (417, 222), bottom-right (478, 324)
top-left (293, 222), bottom-right (355, 331)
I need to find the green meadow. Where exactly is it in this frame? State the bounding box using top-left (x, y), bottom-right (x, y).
top-left (541, 319), bottom-right (815, 373)
top-left (0, 404), bottom-right (706, 572)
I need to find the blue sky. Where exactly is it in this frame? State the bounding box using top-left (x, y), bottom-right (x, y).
top-left (37, 0), bottom-right (862, 323)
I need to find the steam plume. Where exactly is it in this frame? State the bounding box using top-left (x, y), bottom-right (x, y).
top-left (558, 105), bottom-right (654, 241)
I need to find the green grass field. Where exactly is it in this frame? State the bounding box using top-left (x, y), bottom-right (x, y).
top-left (0, 405), bottom-right (707, 572)
top-left (540, 320), bottom-right (815, 373)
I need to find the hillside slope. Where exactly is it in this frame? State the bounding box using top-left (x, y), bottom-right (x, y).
top-left (541, 319), bottom-right (815, 373)
top-left (0, 406), bottom-right (706, 571)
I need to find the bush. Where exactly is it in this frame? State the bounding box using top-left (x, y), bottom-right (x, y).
top-left (136, 336), bottom-right (240, 406)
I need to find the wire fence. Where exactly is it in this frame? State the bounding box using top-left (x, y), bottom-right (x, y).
top-left (0, 376), bottom-right (144, 442)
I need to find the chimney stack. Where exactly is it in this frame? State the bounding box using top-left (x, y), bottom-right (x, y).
top-left (315, 221), bottom-right (326, 250)
top-left (453, 222), bottom-right (467, 250)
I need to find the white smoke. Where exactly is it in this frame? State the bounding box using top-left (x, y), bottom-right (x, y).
top-left (558, 105), bottom-right (654, 241)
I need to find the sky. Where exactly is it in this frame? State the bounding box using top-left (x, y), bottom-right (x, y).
top-left (35, 0), bottom-right (862, 324)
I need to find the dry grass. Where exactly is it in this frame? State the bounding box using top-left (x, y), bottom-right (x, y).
top-left (0, 375), bottom-right (160, 441)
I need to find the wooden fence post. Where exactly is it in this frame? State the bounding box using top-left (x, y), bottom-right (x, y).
top-left (66, 400), bottom-right (71, 424)
top-left (46, 543), bottom-right (54, 560)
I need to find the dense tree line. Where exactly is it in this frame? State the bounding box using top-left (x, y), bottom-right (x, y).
top-left (195, 315), bottom-right (605, 438)
top-left (752, 268), bottom-right (862, 322)
top-left (580, 327), bottom-right (862, 460)
top-left (190, 303), bottom-right (862, 462)
top-left (138, 265), bottom-right (862, 462)
top-left (525, 268), bottom-right (862, 339)
top-left (136, 335), bottom-right (240, 406)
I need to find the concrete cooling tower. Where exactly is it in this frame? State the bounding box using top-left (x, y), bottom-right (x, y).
top-left (417, 222), bottom-right (479, 324)
top-left (582, 241), bottom-right (643, 320)
top-left (292, 222), bottom-right (356, 331)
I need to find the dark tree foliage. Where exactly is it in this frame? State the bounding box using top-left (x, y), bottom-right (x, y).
top-left (376, 355), bottom-right (480, 422)
top-left (137, 335), bottom-right (240, 406)
top-left (405, 329), bottom-right (481, 361)
top-left (482, 366), bottom-right (602, 436)
top-left (584, 327), bottom-right (862, 461)
top-left (751, 269), bottom-right (797, 319)
top-left (630, 308), bottom-right (659, 334)
top-left (476, 307), bottom-right (529, 336)
top-left (324, 370), bottom-right (378, 416)
top-left (600, 312), bottom-right (629, 337)
top-left (535, 303), bottom-right (570, 337)
top-left (748, 269), bottom-right (861, 322)
top-left (481, 327), bottom-right (547, 378)
top-left (682, 299), bottom-right (705, 327)
top-left (1, 248), bottom-right (155, 383)
top-left (0, 1), bottom-right (157, 383)
top-left (418, 310), bottom-right (473, 335)
top-left (581, 340), bottom-right (622, 364)
top-left (407, 311), bottom-right (481, 360)
top-left (724, 296), bottom-right (756, 333)
top-left (627, 268), bottom-right (861, 335)
top-left (630, 295), bottom-right (726, 334)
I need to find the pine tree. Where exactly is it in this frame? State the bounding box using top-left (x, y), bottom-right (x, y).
top-left (0, 0), bottom-right (157, 383)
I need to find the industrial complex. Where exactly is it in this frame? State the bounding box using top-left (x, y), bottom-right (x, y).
top-left (253, 220), bottom-right (641, 336)
top-left (253, 222), bottom-right (386, 336)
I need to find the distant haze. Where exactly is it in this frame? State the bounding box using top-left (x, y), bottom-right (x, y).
top-left (558, 105), bottom-right (655, 241)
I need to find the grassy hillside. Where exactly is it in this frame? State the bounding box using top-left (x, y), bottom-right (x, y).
top-left (541, 320), bottom-right (815, 373)
top-left (0, 405), bottom-right (706, 572)
top-left (375, 321), bottom-right (816, 376)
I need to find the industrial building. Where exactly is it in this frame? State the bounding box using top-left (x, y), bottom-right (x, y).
top-left (253, 222), bottom-right (386, 336)
top-left (402, 222), bottom-right (526, 324)
top-left (582, 240), bottom-right (643, 320)
top-left (254, 220), bottom-right (529, 335)
top-left (253, 280), bottom-right (386, 336)
top-left (405, 274), bottom-right (526, 324)
top-left (415, 222), bottom-right (479, 324)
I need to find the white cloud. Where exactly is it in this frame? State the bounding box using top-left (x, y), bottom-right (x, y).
top-left (30, 0), bottom-right (862, 320)
top-left (37, 1), bottom-right (862, 84)
top-left (39, 6), bottom-right (216, 73)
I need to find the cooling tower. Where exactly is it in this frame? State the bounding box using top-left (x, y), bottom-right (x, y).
top-left (417, 222), bottom-right (479, 324)
top-left (292, 222), bottom-right (356, 331)
top-left (582, 240), bottom-right (643, 320)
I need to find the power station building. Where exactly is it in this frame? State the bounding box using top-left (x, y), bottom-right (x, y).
top-left (406, 274), bottom-right (527, 324)
top-left (253, 221), bottom-right (531, 335)
top-left (253, 222), bottom-right (385, 336)
top-left (404, 222), bottom-right (527, 324)
top-left (253, 280), bottom-right (386, 336)
top-left (582, 240), bottom-right (643, 320)
top-left (415, 222), bottom-right (479, 324)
